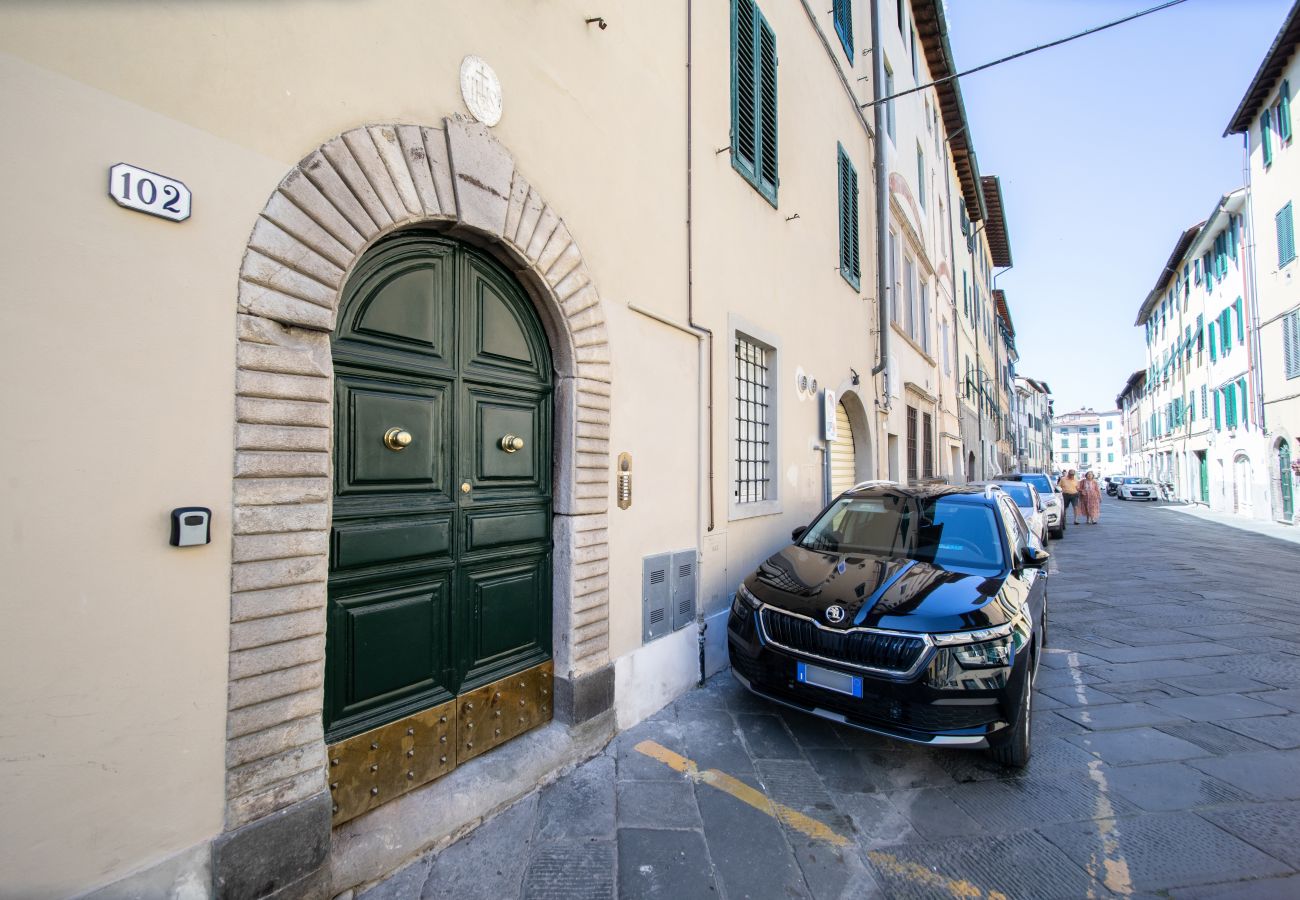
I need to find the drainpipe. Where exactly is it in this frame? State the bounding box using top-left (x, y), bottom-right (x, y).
top-left (685, 0), bottom-right (716, 687)
top-left (869, 0), bottom-right (890, 412)
top-left (1241, 135), bottom-right (1266, 434)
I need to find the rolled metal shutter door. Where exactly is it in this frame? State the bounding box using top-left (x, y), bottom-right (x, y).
top-left (830, 402), bottom-right (856, 495)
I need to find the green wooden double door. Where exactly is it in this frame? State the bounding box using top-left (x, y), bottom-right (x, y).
top-left (326, 233), bottom-right (553, 742)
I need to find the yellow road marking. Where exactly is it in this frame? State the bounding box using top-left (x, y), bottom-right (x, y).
top-left (634, 740), bottom-right (849, 847)
top-left (634, 740), bottom-right (1011, 899)
top-left (865, 851), bottom-right (1009, 900)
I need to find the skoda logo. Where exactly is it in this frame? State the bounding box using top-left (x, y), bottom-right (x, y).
top-left (825, 605), bottom-right (846, 624)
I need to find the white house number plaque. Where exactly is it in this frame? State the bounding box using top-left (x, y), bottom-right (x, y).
top-left (460, 56), bottom-right (503, 127)
top-left (108, 163), bottom-right (192, 222)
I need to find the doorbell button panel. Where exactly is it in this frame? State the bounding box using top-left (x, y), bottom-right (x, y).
top-left (170, 507), bottom-right (212, 547)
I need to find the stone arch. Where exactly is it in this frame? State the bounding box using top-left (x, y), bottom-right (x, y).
top-left (834, 385), bottom-right (874, 484)
top-left (224, 118), bottom-right (612, 832)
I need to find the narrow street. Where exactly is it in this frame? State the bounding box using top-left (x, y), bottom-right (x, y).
top-left (361, 495), bottom-right (1300, 900)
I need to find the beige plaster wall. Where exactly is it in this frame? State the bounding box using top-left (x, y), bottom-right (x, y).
top-left (0, 51), bottom-right (281, 896)
top-left (0, 1), bottom-right (691, 893)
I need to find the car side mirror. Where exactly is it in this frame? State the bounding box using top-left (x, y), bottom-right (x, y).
top-left (1021, 546), bottom-right (1050, 569)
top-left (791, 525), bottom-right (808, 542)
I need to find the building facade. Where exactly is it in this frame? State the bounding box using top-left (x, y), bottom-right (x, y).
top-left (1117, 369), bottom-right (1147, 475)
top-left (1226, 2), bottom-right (1300, 524)
top-left (1014, 377), bottom-right (1053, 473)
top-left (0, 2), bottom-right (1030, 897)
top-left (1052, 408), bottom-right (1121, 476)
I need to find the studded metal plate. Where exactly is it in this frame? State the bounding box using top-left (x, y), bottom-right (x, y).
top-left (327, 699), bottom-right (456, 827)
top-left (458, 660), bottom-right (553, 763)
top-left (326, 660), bottom-right (555, 827)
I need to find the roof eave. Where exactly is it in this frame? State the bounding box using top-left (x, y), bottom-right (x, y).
top-left (1226, 1), bottom-right (1300, 136)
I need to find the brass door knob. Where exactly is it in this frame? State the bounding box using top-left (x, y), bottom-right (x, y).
top-left (384, 428), bottom-right (413, 451)
top-left (499, 434), bottom-right (525, 453)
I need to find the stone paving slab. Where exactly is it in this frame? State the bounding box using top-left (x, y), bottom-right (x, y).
top-left (361, 497), bottom-right (1300, 899)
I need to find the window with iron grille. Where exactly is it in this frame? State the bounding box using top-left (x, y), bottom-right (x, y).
top-left (734, 335), bottom-right (772, 503)
top-left (731, 0), bottom-right (778, 206)
top-left (922, 412), bottom-right (934, 479)
top-left (906, 405), bottom-right (919, 482)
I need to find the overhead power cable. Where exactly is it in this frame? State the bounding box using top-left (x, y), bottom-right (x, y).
top-left (861, 0), bottom-right (1191, 109)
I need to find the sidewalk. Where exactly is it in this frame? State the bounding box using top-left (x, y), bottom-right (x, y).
top-left (1156, 502), bottom-right (1300, 546)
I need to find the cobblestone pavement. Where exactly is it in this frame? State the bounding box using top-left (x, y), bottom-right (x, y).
top-left (360, 495), bottom-right (1300, 899)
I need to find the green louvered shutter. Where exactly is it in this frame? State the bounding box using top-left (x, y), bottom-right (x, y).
top-left (837, 144), bottom-right (860, 289)
top-left (1283, 310), bottom-right (1300, 379)
top-left (1226, 385), bottom-right (1237, 429)
top-left (757, 15), bottom-right (778, 200)
top-left (1222, 309), bottom-right (1232, 354)
top-left (1264, 109), bottom-right (1274, 167)
top-left (731, 1), bottom-right (777, 205)
top-left (1210, 321), bottom-right (1218, 361)
top-left (732, 0), bottom-right (758, 180)
top-left (833, 0), bottom-right (853, 60)
top-left (1277, 202), bottom-right (1295, 267)
top-left (1235, 298), bottom-right (1245, 343)
top-left (1281, 80), bottom-right (1293, 142)
top-left (1214, 389), bottom-right (1222, 430)
top-left (1239, 378), bottom-right (1249, 427)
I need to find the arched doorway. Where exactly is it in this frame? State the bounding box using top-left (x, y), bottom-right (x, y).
top-left (223, 120), bottom-right (616, 853)
top-left (1276, 439), bottom-right (1294, 522)
top-left (1234, 453), bottom-right (1252, 513)
top-left (830, 400), bottom-right (857, 495)
top-left (326, 233), bottom-right (554, 746)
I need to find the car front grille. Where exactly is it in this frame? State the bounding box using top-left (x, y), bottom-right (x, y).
top-left (759, 608), bottom-right (926, 675)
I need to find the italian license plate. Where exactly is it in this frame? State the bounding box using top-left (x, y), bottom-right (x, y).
top-left (797, 661), bottom-right (862, 698)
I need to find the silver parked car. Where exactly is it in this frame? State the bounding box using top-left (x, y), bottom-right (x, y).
top-left (1003, 472), bottom-right (1064, 539)
top-left (972, 481), bottom-right (1049, 546)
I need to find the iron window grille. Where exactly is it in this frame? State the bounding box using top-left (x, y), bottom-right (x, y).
top-left (906, 405), bottom-right (919, 482)
top-left (922, 412), bottom-right (934, 479)
top-left (735, 336), bottom-right (772, 503)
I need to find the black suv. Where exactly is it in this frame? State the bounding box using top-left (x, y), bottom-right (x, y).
top-left (727, 484), bottom-right (1049, 766)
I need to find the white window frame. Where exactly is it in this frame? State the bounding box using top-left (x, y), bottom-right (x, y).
top-left (729, 316), bottom-right (783, 521)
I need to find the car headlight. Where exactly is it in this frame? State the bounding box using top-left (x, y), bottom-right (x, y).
top-left (952, 636), bottom-right (1013, 668)
top-left (736, 582), bottom-right (761, 610)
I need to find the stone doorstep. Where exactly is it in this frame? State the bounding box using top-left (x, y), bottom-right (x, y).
top-left (332, 707), bottom-right (616, 897)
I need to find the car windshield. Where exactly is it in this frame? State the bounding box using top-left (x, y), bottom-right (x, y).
top-left (1125, 477), bottom-right (1152, 484)
top-left (799, 493), bottom-right (1005, 573)
top-left (1018, 474), bottom-right (1053, 495)
top-left (995, 483), bottom-right (1034, 507)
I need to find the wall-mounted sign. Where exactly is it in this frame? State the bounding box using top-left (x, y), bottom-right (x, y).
top-left (460, 56), bottom-right (503, 127)
top-left (822, 389), bottom-right (838, 442)
top-left (108, 163), bottom-right (191, 222)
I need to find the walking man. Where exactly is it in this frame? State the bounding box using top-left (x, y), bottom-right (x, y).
top-left (1060, 469), bottom-right (1081, 525)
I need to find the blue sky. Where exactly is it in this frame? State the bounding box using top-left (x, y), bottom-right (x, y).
top-left (945, 0), bottom-right (1291, 414)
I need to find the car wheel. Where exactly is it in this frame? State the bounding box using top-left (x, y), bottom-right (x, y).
top-left (988, 663), bottom-right (1033, 769)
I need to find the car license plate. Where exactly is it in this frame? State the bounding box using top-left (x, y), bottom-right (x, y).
top-left (1133, 491), bottom-right (1148, 497)
top-left (797, 661), bottom-right (862, 698)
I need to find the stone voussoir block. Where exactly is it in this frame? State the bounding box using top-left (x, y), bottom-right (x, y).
top-left (236, 342), bottom-right (331, 379)
top-left (234, 503), bottom-right (329, 535)
top-left (232, 530), bottom-right (329, 564)
top-left (260, 191), bottom-right (356, 269)
top-left (325, 135), bottom-right (395, 230)
top-left (367, 126), bottom-right (423, 218)
top-left (229, 632), bottom-right (326, 682)
top-left (231, 554), bottom-right (328, 593)
top-left (231, 583), bottom-right (327, 622)
top-left (237, 369), bottom-right (331, 403)
top-left (240, 248), bottom-right (338, 308)
top-left (236, 397), bottom-right (331, 429)
top-left (234, 452), bottom-right (329, 479)
top-left (236, 424), bottom-right (330, 453)
top-left (238, 281), bottom-right (337, 331)
top-left (276, 168), bottom-right (368, 252)
top-left (224, 768), bottom-right (326, 830)
top-left (246, 219), bottom-right (345, 292)
top-left (226, 740), bottom-right (327, 799)
top-left (229, 662), bottom-right (324, 711)
top-left (445, 116), bottom-right (514, 238)
top-left (226, 714), bottom-right (323, 770)
top-left (233, 477), bottom-right (331, 507)
top-left (227, 689), bottom-right (324, 740)
top-left (229, 609), bottom-right (325, 653)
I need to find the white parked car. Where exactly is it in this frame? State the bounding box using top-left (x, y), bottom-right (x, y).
top-left (1117, 476), bottom-right (1159, 501)
top-left (972, 481), bottom-right (1049, 546)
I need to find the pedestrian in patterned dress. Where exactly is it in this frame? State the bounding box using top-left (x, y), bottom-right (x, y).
top-left (1078, 471), bottom-right (1102, 524)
